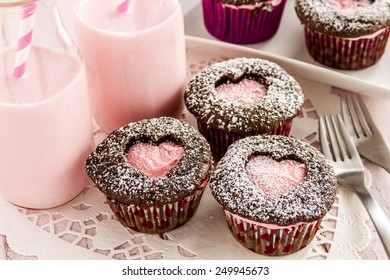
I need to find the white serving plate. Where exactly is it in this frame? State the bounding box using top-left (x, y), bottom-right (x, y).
top-left (2, 36), bottom-right (386, 260)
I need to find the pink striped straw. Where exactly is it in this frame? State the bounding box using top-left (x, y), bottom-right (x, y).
top-left (117, 0), bottom-right (131, 13)
top-left (13, 2), bottom-right (37, 78)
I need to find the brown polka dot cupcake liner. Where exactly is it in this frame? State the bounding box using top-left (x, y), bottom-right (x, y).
top-left (224, 210), bottom-right (322, 256)
top-left (108, 183), bottom-right (207, 234)
top-left (304, 26), bottom-right (390, 70)
top-left (197, 120), bottom-right (292, 161)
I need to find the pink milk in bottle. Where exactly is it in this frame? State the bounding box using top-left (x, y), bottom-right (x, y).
top-left (74, 0), bottom-right (187, 133)
top-left (0, 46), bottom-right (94, 209)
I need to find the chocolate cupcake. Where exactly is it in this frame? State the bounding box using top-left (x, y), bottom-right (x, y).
top-left (210, 135), bottom-right (336, 255)
top-left (202, 0), bottom-right (287, 44)
top-left (85, 117), bottom-right (212, 234)
top-left (184, 57), bottom-right (304, 161)
top-left (295, 0), bottom-right (390, 70)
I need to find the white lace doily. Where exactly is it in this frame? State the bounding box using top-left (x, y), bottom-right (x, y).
top-left (0, 41), bottom-right (371, 260)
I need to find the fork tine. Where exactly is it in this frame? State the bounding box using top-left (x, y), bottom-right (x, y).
top-left (351, 95), bottom-right (372, 137)
top-left (343, 95), bottom-right (365, 139)
top-left (341, 94), bottom-right (390, 172)
top-left (335, 115), bottom-right (362, 160)
top-left (330, 115), bottom-right (350, 161)
top-left (319, 116), bottom-right (333, 161)
top-left (324, 115), bottom-right (344, 161)
top-left (355, 94), bottom-right (377, 135)
top-left (340, 95), bottom-right (356, 136)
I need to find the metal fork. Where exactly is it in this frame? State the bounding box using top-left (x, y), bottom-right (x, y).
top-left (319, 115), bottom-right (390, 259)
top-left (341, 94), bottom-right (390, 173)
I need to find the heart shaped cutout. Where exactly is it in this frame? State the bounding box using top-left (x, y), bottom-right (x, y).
top-left (127, 142), bottom-right (184, 179)
top-left (246, 155), bottom-right (306, 198)
top-left (216, 78), bottom-right (267, 107)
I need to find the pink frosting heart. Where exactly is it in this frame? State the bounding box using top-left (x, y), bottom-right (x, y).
top-left (246, 155), bottom-right (306, 198)
top-left (216, 79), bottom-right (266, 107)
top-left (327, 0), bottom-right (371, 15)
top-left (127, 142), bottom-right (184, 179)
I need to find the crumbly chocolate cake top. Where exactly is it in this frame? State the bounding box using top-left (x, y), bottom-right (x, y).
top-left (184, 58), bottom-right (304, 135)
top-left (216, 0), bottom-right (285, 12)
top-left (210, 135), bottom-right (337, 226)
top-left (295, 0), bottom-right (390, 38)
top-left (85, 117), bottom-right (212, 206)
top-left (217, 0), bottom-right (282, 7)
top-left (217, 0), bottom-right (269, 3)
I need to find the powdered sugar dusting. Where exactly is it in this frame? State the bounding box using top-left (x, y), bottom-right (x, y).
top-left (246, 155), bottom-right (306, 198)
top-left (86, 117), bottom-right (212, 205)
top-left (216, 79), bottom-right (266, 107)
top-left (184, 57), bottom-right (304, 135)
top-left (295, 0), bottom-right (390, 37)
top-left (327, 0), bottom-right (371, 16)
top-left (210, 135), bottom-right (337, 226)
top-left (217, 0), bottom-right (277, 4)
top-left (217, 0), bottom-right (282, 10)
top-left (127, 142), bottom-right (184, 179)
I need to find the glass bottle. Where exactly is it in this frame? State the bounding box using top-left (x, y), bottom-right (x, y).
top-left (0, 0), bottom-right (94, 209)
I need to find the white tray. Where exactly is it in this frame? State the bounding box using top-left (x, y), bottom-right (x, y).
top-left (182, 0), bottom-right (390, 99)
top-left (2, 36), bottom-right (387, 260)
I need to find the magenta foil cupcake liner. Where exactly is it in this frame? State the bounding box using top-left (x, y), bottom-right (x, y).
top-left (197, 120), bottom-right (292, 161)
top-left (304, 27), bottom-right (390, 70)
top-left (108, 184), bottom-right (207, 234)
top-left (224, 210), bottom-right (321, 256)
top-left (202, 0), bottom-right (287, 44)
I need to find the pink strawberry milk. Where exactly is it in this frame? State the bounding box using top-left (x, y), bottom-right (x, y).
top-left (74, 0), bottom-right (186, 133)
top-left (0, 1), bottom-right (94, 209)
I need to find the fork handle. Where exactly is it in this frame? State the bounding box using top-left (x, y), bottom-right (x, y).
top-left (359, 192), bottom-right (390, 259)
